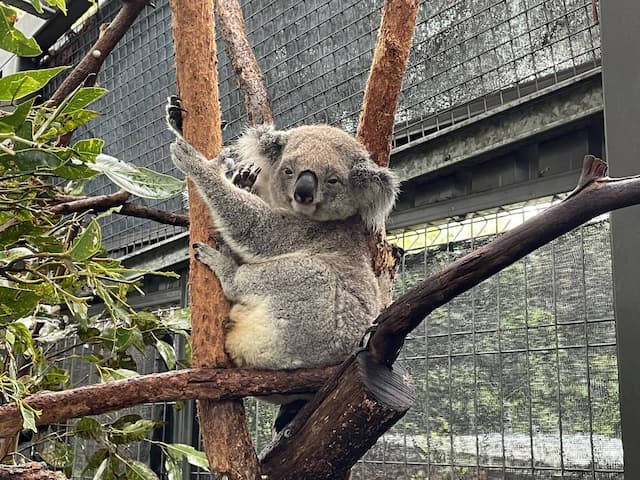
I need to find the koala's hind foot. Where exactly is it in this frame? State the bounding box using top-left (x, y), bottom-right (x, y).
top-left (192, 242), bottom-right (239, 299)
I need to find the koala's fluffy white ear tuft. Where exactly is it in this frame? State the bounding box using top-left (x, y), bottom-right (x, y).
top-left (350, 161), bottom-right (400, 232)
top-left (236, 124), bottom-right (287, 165)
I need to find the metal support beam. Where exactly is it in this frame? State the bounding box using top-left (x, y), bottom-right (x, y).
top-left (601, 1), bottom-right (640, 477)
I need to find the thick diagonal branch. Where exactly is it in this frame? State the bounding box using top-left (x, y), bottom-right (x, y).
top-left (367, 156), bottom-right (639, 365)
top-left (259, 156), bottom-right (640, 477)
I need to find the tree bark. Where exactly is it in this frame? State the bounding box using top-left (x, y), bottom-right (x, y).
top-left (168, 1), bottom-right (259, 478)
top-left (356, 0), bottom-right (420, 307)
top-left (51, 193), bottom-right (190, 227)
top-left (48, 0), bottom-right (149, 107)
top-left (0, 462), bottom-right (65, 480)
top-left (0, 367), bottom-right (335, 438)
top-left (217, 0), bottom-right (273, 126)
top-left (259, 352), bottom-right (414, 479)
top-left (356, 0), bottom-right (420, 168)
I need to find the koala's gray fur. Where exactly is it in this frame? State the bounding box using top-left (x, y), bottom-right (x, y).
top-left (168, 121), bottom-right (399, 370)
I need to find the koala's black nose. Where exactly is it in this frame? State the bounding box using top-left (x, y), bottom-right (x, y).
top-left (294, 170), bottom-right (317, 204)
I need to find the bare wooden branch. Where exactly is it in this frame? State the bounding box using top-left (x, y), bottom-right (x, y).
top-left (368, 156), bottom-right (640, 365)
top-left (48, 0), bottom-right (149, 107)
top-left (0, 367), bottom-right (335, 438)
top-left (51, 192), bottom-right (190, 227)
top-left (0, 462), bottom-right (65, 480)
top-left (356, 0), bottom-right (420, 168)
top-left (217, 0), bottom-right (273, 125)
top-left (168, 1), bottom-right (259, 478)
top-left (50, 189), bottom-right (130, 214)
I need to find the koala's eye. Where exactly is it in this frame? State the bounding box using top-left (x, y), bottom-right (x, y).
top-left (327, 177), bottom-right (339, 185)
top-left (283, 168), bottom-right (294, 176)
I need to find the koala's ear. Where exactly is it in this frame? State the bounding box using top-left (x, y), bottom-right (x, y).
top-left (236, 124), bottom-right (287, 165)
top-left (349, 161), bottom-right (400, 232)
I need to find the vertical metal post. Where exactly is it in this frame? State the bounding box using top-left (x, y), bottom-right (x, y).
top-left (600, 1), bottom-right (640, 476)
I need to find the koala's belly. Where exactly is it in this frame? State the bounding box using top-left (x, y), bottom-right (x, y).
top-left (226, 298), bottom-right (288, 369)
top-left (226, 255), bottom-right (378, 369)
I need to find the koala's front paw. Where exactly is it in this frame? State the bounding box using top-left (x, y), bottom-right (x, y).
top-left (166, 95), bottom-right (185, 137)
top-left (232, 163), bottom-right (262, 191)
top-left (170, 137), bottom-right (203, 175)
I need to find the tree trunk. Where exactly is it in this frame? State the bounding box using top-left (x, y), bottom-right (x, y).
top-left (167, 1), bottom-right (258, 478)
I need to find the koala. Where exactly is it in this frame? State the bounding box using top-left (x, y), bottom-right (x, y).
top-left (166, 98), bottom-right (399, 428)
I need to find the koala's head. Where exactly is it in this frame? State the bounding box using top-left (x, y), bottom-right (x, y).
top-left (235, 124), bottom-right (399, 231)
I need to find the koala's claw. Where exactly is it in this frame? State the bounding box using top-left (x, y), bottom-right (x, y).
top-left (232, 164), bottom-right (262, 191)
top-left (192, 242), bottom-right (205, 258)
top-left (166, 95), bottom-right (185, 135)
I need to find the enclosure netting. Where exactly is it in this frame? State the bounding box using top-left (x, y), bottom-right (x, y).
top-left (44, 0), bottom-right (601, 253)
top-left (193, 196), bottom-right (622, 480)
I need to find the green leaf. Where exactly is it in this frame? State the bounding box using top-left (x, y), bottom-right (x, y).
top-left (0, 286), bottom-right (40, 323)
top-left (74, 138), bottom-right (104, 160)
top-left (40, 440), bottom-right (73, 469)
top-left (18, 402), bottom-right (39, 432)
top-left (0, 98), bottom-right (35, 133)
top-left (92, 457), bottom-right (109, 480)
top-left (74, 417), bottom-right (103, 441)
top-left (68, 219), bottom-right (102, 261)
top-left (97, 366), bottom-right (139, 382)
top-left (114, 327), bottom-right (144, 352)
top-left (0, 5), bottom-right (41, 57)
top-left (164, 454), bottom-right (182, 480)
top-left (44, 0), bottom-right (67, 14)
top-left (164, 444), bottom-right (210, 471)
top-left (0, 67), bottom-right (69, 101)
top-left (0, 149), bottom-right (66, 175)
top-left (110, 419), bottom-right (157, 444)
top-left (162, 308), bottom-right (191, 331)
top-left (62, 87), bottom-right (107, 113)
top-left (155, 339), bottom-right (176, 370)
top-left (94, 154), bottom-right (184, 199)
top-left (29, 0), bottom-right (44, 13)
top-left (125, 459), bottom-right (159, 480)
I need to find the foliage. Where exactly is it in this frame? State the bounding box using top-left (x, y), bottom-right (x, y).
top-left (0, 12), bottom-right (201, 479)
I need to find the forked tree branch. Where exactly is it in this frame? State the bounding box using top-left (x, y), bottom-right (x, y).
top-left (259, 156), bottom-right (640, 478)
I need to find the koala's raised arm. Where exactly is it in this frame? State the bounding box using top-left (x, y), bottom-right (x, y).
top-left (170, 137), bottom-right (326, 259)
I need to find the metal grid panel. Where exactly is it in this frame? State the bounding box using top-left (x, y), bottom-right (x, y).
top-left (354, 197), bottom-right (621, 479)
top-left (45, 0), bottom-right (601, 252)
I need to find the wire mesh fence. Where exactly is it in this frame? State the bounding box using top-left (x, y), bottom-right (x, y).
top-left (43, 0), bottom-right (601, 253)
top-left (180, 196), bottom-right (622, 479)
top-left (361, 196), bottom-right (621, 479)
